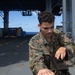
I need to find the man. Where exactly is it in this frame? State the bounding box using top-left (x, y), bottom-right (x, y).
top-left (29, 11), bottom-right (75, 75)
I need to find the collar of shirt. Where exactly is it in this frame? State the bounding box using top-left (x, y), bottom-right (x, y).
top-left (39, 32), bottom-right (53, 47)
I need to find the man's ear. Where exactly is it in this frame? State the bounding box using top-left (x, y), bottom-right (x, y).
top-left (38, 24), bottom-right (41, 28)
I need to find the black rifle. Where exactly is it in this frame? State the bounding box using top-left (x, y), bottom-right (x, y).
top-left (50, 55), bottom-right (69, 75)
top-left (50, 55), bottom-right (61, 75)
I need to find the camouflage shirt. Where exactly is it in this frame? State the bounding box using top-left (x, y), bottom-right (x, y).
top-left (29, 29), bottom-right (75, 75)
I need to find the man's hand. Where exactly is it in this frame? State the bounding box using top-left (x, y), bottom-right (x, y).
top-left (55, 47), bottom-right (66, 59)
top-left (37, 69), bottom-right (54, 75)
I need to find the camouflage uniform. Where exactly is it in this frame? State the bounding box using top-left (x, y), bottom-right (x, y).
top-left (29, 29), bottom-right (75, 75)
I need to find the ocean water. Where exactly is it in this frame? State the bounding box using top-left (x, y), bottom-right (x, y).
top-left (26, 32), bottom-right (38, 35)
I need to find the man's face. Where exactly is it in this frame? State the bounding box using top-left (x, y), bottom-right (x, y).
top-left (38, 22), bottom-right (54, 38)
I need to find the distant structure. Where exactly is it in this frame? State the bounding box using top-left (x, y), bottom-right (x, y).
top-left (17, 27), bottom-right (23, 37)
top-left (0, 27), bottom-right (26, 38)
top-left (56, 26), bottom-right (63, 32)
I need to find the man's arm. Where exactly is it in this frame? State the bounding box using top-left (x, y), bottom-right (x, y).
top-left (29, 41), bottom-right (47, 75)
top-left (55, 32), bottom-right (75, 60)
top-left (29, 40), bottom-right (54, 75)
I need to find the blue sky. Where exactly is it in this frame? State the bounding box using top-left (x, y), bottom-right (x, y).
top-left (0, 11), bottom-right (62, 32)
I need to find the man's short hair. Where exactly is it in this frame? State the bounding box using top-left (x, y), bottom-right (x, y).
top-left (38, 11), bottom-right (55, 24)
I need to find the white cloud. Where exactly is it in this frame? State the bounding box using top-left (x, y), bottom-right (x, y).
top-left (32, 12), bottom-right (37, 16)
